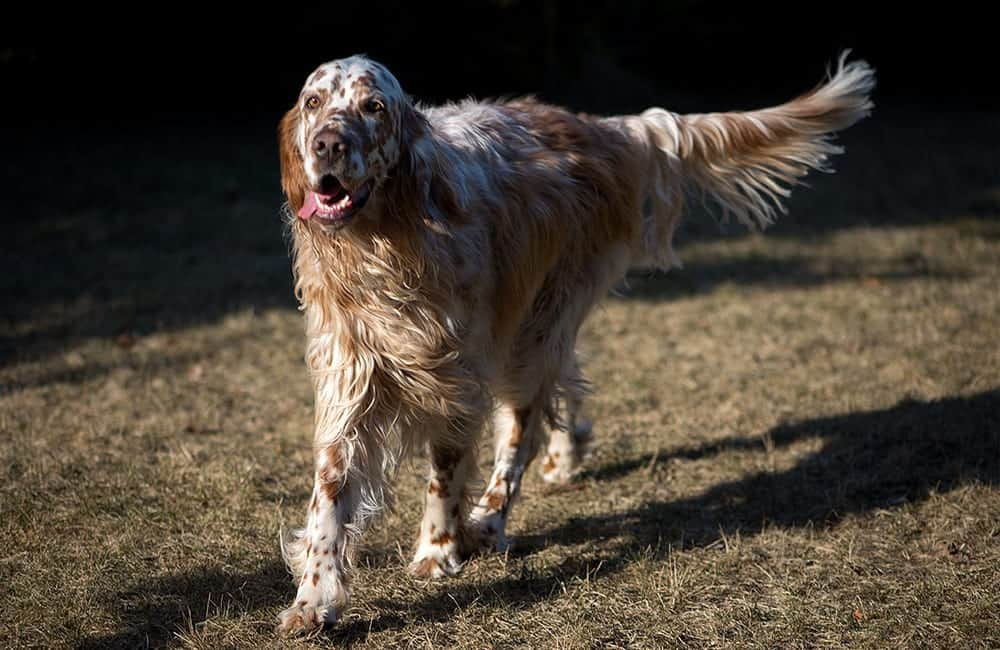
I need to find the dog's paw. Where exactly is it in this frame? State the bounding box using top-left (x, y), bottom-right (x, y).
top-left (540, 419), bottom-right (593, 485)
top-left (539, 452), bottom-right (577, 485)
top-left (276, 601), bottom-right (337, 636)
top-left (409, 540), bottom-right (465, 578)
top-left (466, 515), bottom-right (510, 554)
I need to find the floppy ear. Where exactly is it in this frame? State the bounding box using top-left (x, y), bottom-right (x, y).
top-left (278, 107), bottom-right (308, 215)
top-left (392, 103), bottom-right (462, 226)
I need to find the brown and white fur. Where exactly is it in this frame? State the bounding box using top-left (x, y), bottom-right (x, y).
top-left (275, 53), bottom-right (874, 634)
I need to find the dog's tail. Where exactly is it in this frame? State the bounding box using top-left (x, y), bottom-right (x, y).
top-left (620, 53), bottom-right (875, 268)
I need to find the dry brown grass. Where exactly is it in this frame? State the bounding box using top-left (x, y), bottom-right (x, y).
top-left (2, 109), bottom-right (999, 648)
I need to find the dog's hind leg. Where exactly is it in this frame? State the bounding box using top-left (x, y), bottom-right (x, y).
top-left (540, 357), bottom-right (593, 485)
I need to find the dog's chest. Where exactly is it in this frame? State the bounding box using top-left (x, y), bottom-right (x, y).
top-left (302, 288), bottom-right (463, 378)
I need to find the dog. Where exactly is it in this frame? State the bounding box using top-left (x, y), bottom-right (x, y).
top-left (275, 53), bottom-right (874, 634)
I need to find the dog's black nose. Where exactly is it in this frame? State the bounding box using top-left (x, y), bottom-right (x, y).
top-left (313, 129), bottom-right (346, 160)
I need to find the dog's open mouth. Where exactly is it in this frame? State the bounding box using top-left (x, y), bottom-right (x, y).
top-left (298, 177), bottom-right (373, 224)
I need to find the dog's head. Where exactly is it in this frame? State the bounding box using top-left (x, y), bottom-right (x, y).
top-left (279, 55), bottom-right (429, 229)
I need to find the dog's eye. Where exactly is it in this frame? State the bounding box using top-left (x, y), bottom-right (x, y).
top-left (305, 95), bottom-right (321, 110)
top-left (364, 98), bottom-right (385, 114)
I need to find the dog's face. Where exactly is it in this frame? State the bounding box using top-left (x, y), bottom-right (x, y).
top-left (280, 55), bottom-right (411, 227)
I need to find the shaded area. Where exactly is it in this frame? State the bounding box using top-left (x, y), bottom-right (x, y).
top-left (0, 126), bottom-right (295, 367)
top-left (75, 543), bottom-right (405, 649)
top-left (77, 561), bottom-right (289, 650)
top-left (618, 247), bottom-right (973, 301)
top-left (542, 390), bottom-right (1000, 546)
top-left (1, 321), bottom-right (266, 396)
top-left (81, 391), bottom-right (999, 645)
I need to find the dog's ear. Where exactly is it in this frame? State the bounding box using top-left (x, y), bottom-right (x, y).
top-left (279, 107), bottom-right (308, 215)
top-left (394, 103), bottom-right (462, 226)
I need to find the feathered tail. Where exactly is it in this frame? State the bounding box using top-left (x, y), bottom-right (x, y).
top-left (620, 53), bottom-right (875, 267)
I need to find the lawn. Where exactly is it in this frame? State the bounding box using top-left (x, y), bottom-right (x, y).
top-left (2, 108), bottom-right (999, 648)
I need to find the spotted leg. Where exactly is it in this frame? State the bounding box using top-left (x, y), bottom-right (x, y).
top-left (469, 400), bottom-right (545, 551)
top-left (409, 441), bottom-right (477, 577)
top-left (277, 442), bottom-right (359, 635)
top-left (540, 384), bottom-right (593, 485)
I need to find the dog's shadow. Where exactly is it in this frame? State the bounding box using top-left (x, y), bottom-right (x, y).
top-left (328, 389), bottom-right (1000, 642)
top-left (524, 389), bottom-right (1000, 550)
top-left (80, 390), bottom-right (998, 646)
top-left (76, 561), bottom-right (291, 649)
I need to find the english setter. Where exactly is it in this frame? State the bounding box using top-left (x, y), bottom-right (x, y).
top-left (275, 53), bottom-right (874, 634)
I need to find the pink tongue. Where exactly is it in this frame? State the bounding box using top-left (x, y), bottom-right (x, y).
top-left (298, 192), bottom-right (319, 220)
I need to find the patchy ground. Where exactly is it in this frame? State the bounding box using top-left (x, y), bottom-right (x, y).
top-left (2, 108), bottom-right (999, 649)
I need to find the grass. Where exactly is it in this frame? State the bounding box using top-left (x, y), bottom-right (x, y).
top-left (2, 108), bottom-right (999, 648)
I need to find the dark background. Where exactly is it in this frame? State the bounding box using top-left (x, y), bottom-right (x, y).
top-left (2, 2), bottom-right (996, 125)
top-left (1, 2), bottom-right (997, 359)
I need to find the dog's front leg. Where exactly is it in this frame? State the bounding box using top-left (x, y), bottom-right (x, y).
top-left (277, 440), bottom-right (358, 635)
top-left (409, 441), bottom-right (477, 578)
top-left (469, 400), bottom-right (545, 551)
